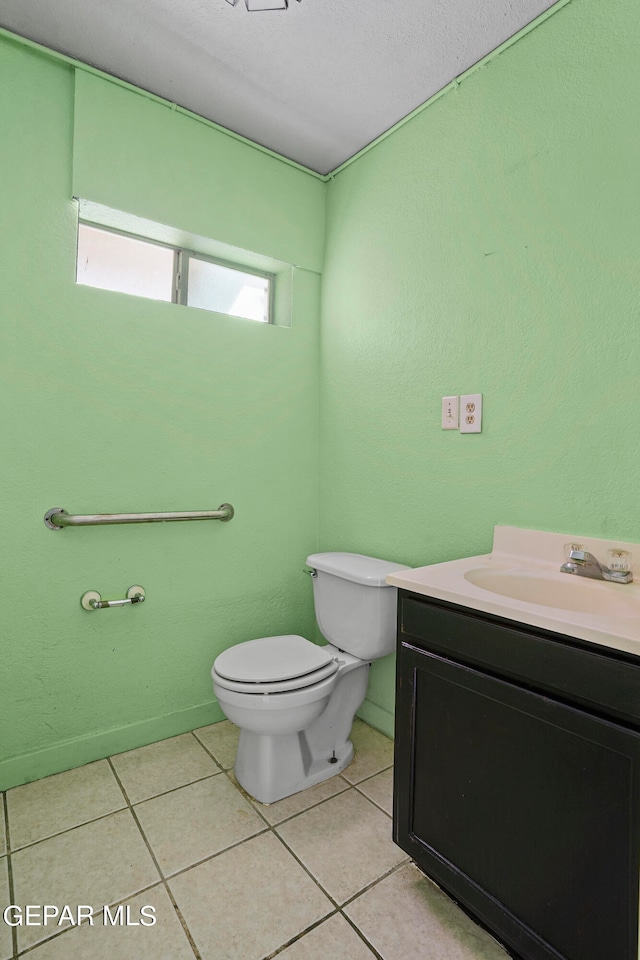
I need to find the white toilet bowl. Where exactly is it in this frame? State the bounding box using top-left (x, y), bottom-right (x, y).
top-left (212, 661), bottom-right (339, 737)
top-left (211, 552), bottom-right (408, 804)
top-left (212, 634), bottom-right (369, 803)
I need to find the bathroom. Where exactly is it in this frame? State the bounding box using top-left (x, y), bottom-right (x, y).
top-left (1, 0), bottom-right (639, 956)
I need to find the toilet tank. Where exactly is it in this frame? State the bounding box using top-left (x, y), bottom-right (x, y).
top-left (306, 552), bottom-right (410, 660)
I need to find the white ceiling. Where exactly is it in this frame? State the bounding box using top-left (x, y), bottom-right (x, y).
top-left (0, 0), bottom-right (558, 174)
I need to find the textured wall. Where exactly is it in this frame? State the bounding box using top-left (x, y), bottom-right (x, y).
top-left (321, 0), bottom-right (640, 734)
top-left (2, 0), bottom-right (638, 779)
top-left (72, 71), bottom-right (325, 271)
top-left (0, 38), bottom-right (323, 788)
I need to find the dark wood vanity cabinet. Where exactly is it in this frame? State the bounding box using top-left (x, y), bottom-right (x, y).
top-left (393, 590), bottom-right (640, 960)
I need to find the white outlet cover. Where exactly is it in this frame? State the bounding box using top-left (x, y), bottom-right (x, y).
top-left (459, 393), bottom-right (482, 433)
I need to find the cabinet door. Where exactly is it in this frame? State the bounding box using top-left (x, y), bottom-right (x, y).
top-left (394, 643), bottom-right (640, 960)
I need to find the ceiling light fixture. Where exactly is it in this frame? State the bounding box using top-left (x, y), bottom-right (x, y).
top-left (224, 0), bottom-right (301, 10)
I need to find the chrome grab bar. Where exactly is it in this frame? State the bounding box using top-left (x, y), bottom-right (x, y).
top-left (45, 504), bottom-right (234, 530)
top-left (81, 585), bottom-right (145, 610)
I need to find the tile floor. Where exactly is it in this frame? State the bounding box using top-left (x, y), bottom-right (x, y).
top-left (1, 719), bottom-right (511, 960)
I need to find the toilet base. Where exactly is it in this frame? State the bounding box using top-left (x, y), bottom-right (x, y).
top-left (234, 730), bottom-right (354, 804)
top-left (233, 659), bottom-right (369, 804)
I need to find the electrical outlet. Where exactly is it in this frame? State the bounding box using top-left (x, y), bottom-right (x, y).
top-left (459, 393), bottom-right (482, 433)
top-left (442, 396), bottom-right (459, 430)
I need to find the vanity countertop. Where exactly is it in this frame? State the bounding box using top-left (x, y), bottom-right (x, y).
top-left (387, 526), bottom-right (640, 657)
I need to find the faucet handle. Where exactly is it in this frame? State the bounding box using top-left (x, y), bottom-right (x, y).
top-left (607, 549), bottom-right (632, 573)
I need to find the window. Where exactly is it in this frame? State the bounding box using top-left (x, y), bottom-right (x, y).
top-left (184, 256), bottom-right (270, 322)
top-left (76, 224), bottom-right (175, 301)
top-left (76, 222), bottom-right (273, 323)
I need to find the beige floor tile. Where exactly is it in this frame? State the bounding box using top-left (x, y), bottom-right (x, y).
top-left (169, 831), bottom-right (332, 960)
top-left (111, 733), bottom-right (219, 803)
top-left (6, 760), bottom-right (126, 850)
top-left (0, 795), bottom-right (5, 855)
top-left (251, 773), bottom-right (349, 826)
top-left (25, 885), bottom-right (194, 960)
top-left (1, 857), bottom-right (12, 960)
top-left (135, 774), bottom-right (265, 876)
top-left (355, 767), bottom-right (394, 816)
top-left (277, 913), bottom-right (377, 960)
top-left (12, 809), bottom-right (159, 951)
top-left (193, 720), bottom-right (239, 770)
top-left (345, 863), bottom-right (511, 960)
top-left (276, 789), bottom-right (406, 904)
top-left (341, 719), bottom-right (394, 785)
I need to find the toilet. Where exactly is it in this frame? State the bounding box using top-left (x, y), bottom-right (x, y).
top-left (211, 552), bottom-right (408, 804)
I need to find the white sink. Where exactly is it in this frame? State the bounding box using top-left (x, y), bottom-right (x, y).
top-left (386, 526), bottom-right (640, 657)
top-left (463, 567), bottom-right (639, 618)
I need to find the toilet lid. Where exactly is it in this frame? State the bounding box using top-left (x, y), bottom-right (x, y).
top-left (214, 634), bottom-right (337, 684)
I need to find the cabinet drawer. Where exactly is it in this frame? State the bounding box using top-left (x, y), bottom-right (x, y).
top-left (400, 592), bottom-right (640, 728)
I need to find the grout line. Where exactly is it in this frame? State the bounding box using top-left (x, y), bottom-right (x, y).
top-left (336, 861), bottom-right (415, 960)
top-left (350, 763), bottom-right (394, 786)
top-left (262, 908), bottom-right (341, 960)
top-left (130, 771), bottom-right (223, 809)
top-left (189, 730), bottom-right (229, 774)
top-left (106, 757), bottom-right (203, 960)
top-left (7, 769), bottom-right (229, 856)
top-left (137, 760), bottom-right (394, 914)
top-left (352, 774), bottom-right (394, 818)
top-left (341, 761), bottom-right (394, 789)
top-left (269, 828), bottom-right (341, 911)
top-left (2, 793), bottom-right (18, 960)
top-left (190, 731), bottom-right (359, 832)
top-left (7, 725), bottom-right (400, 960)
top-left (159, 825), bottom-right (271, 884)
top-left (220, 771), bottom-right (275, 830)
top-left (240, 779), bottom-right (352, 829)
top-left (258, 844), bottom-right (406, 960)
top-left (161, 894), bottom-right (204, 960)
top-left (6, 805), bottom-right (129, 856)
top-left (189, 741), bottom-right (348, 913)
top-left (351, 790), bottom-right (392, 819)
top-left (339, 859), bottom-right (410, 912)
top-left (181, 730), bottom-right (401, 927)
top-left (14, 880), bottom-right (166, 957)
top-left (340, 911), bottom-right (386, 960)
top-left (105, 759), bottom-right (162, 880)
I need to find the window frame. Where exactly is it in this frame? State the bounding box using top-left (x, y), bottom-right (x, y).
top-left (177, 248), bottom-right (275, 324)
top-left (77, 220), bottom-right (275, 324)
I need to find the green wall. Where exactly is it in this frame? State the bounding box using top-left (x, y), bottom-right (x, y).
top-left (2, 0), bottom-right (639, 778)
top-left (320, 0), bottom-right (640, 734)
top-left (72, 71), bottom-right (324, 272)
top-left (0, 36), bottom-right (324, 789)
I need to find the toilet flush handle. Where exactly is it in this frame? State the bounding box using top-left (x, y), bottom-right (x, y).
top-left (303, 566), bottom-right (318, 578)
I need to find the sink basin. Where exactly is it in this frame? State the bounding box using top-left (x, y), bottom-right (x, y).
top-left (386, 528), bottom-right (640, 656)
top-left (464, 568), bottom-right (639, 617)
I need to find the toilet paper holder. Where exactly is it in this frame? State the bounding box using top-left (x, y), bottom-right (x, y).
top-left (81, 585), bottom-right (146, 610)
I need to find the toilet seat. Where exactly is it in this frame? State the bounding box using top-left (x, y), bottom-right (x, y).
top-left (212, 634), bottom-right (339, 695)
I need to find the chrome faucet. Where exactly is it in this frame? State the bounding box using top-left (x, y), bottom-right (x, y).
top-left (560, 549), bottom-right (633, 584)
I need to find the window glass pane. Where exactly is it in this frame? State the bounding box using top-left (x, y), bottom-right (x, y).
top-left (77, 224), bottom-right (174, 301)
top-left (187, 257), bottom-right (270, 323)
